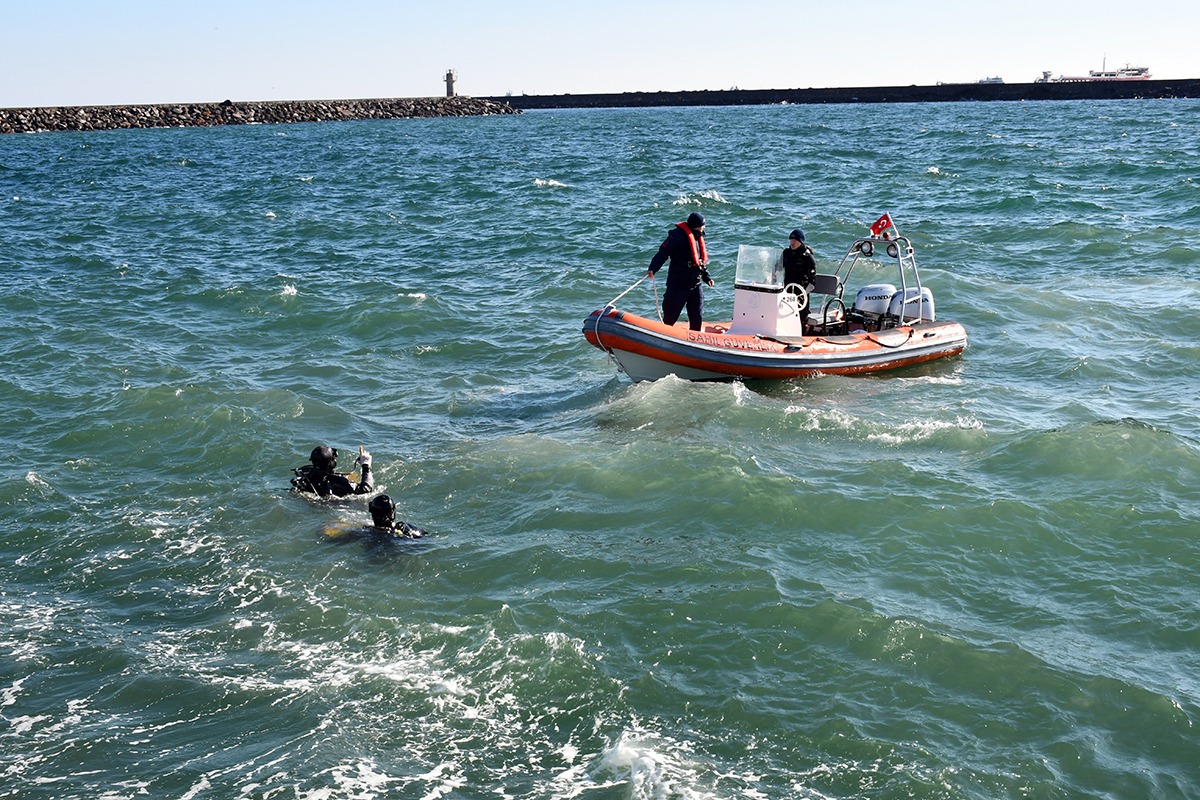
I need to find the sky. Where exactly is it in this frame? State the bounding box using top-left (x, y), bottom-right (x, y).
top-left (1, 0), bottom-right (1195, 108)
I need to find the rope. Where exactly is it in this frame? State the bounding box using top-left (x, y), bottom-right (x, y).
top-left (866, 327), bottom-right (915, 348)
top-left (802, 324), bottom-right (914, 348)
top-left (651, 273), bottom-right (662, 323)
top-left (605, 275), bottom-right (648, 309)
top-left (592, 275), bottom-right (655, 367)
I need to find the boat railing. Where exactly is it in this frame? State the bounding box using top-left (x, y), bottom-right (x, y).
top-left (834, 235), bottom-right (931, 326)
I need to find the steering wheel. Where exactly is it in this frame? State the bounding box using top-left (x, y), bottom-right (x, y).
top-left (782, 283), bottom-right (809, 315)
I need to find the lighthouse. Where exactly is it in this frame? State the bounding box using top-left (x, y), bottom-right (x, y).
top-left (445, 69), bottom-right (457, 98)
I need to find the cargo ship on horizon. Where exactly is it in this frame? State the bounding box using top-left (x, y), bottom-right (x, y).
top-left (1036, 62), bottom-right (1150, 83)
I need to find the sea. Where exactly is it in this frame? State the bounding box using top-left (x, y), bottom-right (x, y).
top-left (2, 99), bottom-right (1198, 800)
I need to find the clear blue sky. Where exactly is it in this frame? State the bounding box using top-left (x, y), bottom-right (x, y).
top-left (2, 0), bottom-right (1194, 107)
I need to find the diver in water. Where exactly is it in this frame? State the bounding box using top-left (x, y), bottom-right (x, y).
top-left (291, 445), bottom-right (374, 498)
top-left (366, 494), bottom-right (426, 539)
top-left (321, 494), bottom-right (427, 543)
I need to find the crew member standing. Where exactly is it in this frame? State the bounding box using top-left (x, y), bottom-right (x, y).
top-left (646, 212), bottom-right (714, 331)
top-left (780, 228), bottom-right (817, 326)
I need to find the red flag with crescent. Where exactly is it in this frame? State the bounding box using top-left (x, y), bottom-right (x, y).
top-left (870, 213), bottom-right (894, 236)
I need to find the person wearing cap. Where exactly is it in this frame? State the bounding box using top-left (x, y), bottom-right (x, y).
top-left (291, 445), bottom-right (374, 498)
top-left (645, 211), bottom-right (715, 331)
top-left (779, 227), bottom-right (817, 326)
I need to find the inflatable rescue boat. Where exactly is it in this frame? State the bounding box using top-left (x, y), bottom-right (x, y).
top-left (583, 216), bottom-right (967, 382)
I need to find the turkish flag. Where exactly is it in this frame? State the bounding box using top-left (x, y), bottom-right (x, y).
top-left (870, 213), bottom-right (893, 236)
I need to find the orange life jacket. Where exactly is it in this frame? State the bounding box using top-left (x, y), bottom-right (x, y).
top-left (675, 222), bottom-right (709, 268)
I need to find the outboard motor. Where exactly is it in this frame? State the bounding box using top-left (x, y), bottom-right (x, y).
top-left (886, 286), bottom-right (936, 324)
top-left (851, 284), bottom-right (897, 330)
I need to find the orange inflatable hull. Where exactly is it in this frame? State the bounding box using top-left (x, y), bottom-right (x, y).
top-left (583, 308), bottom-right (967, 382)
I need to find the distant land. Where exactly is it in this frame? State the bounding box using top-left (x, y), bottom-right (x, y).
top-left (5, 78), bottom-right (1198, 134)
top-left (0, 96), bottom-right (517, 134)
top-left (486, 77), bottom-right (1200, 109)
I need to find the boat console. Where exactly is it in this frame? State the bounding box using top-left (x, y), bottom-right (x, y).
top-left (727, 245), bottom-right (849, 337)
top-left (727, 245), bottom-right (806, 338)
top-left (726, 234), bottom-right (939, 337)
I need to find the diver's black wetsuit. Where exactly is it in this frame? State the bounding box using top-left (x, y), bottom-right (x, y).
top-left (322, 519), bottom-right (427, 543)
top-left (368, 520), bottom-right (425, 540)
top-left (291, 462), bottom-right (373, 498)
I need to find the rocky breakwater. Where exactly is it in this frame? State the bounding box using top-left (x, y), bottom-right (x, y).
top-left (1, 95), bottom-right (519, 134)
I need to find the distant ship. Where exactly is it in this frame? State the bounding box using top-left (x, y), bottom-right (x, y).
top-left (936, 76), bottom-right (1004, 86)
top-left (1036, 63), bottom-right (1151, 83)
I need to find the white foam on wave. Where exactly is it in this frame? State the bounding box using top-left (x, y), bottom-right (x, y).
top-left (279, 284), bottom-right (297, 297)
top-left (730, 381), bottom-right (755, 407)
top-left (1, 676), bottom-right (27, 709)
top-left (24, 471), bottom-right (52, 491)
top-left (534, 178), bottom-right (570, 188)
top-left (8, 713), bottom-right (51, 735)
top-left (898, 373), bottom-right (964, 387)
top-left (866, 414), bottom-right (983, 445)
top-left (216, 626), bottom-right (558, 793)
top-left (782, 406), bottom-right (857, 431)
top-left (324, 759), bottom-right (406, 797)
top-left (178, 777), bottom-right (211, 800)
top-left (589, 728), bottom-right (723, 800)
top-left (140, 508), bottom-right (220, 558)
top-left (129, 596), bottom-right (762, 799)
top-left (312, 758), bottom-right (469, 800)
top-left (1, 597), bottom-right (68, 660)
top-left (673, 189), bottom-right (728, 206)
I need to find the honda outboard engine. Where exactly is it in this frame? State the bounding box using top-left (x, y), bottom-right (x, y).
top-left (851, 284), bottom-right (897, 330)
top-left (886, 286), bottom-right (936, 323)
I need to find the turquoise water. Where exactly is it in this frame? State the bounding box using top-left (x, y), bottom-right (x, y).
top-left (2, 100), bottom-right (1199, 799)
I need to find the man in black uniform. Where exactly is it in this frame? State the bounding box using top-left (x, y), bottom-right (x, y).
top-left (779, 228), bottom-right (817, 326)
top-left (646, 212), bottom-right (714, 331)
top-left (291, 445), bottom-right (373, 498)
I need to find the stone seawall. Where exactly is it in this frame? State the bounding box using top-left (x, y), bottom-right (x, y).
top-left (0, 95), bottom-right (519, 134)
top-left (487, 78), bottom-right (1200, 110)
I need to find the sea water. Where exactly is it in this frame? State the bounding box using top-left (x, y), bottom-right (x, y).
top-left (1, 100), bottom-right (1198, 799)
